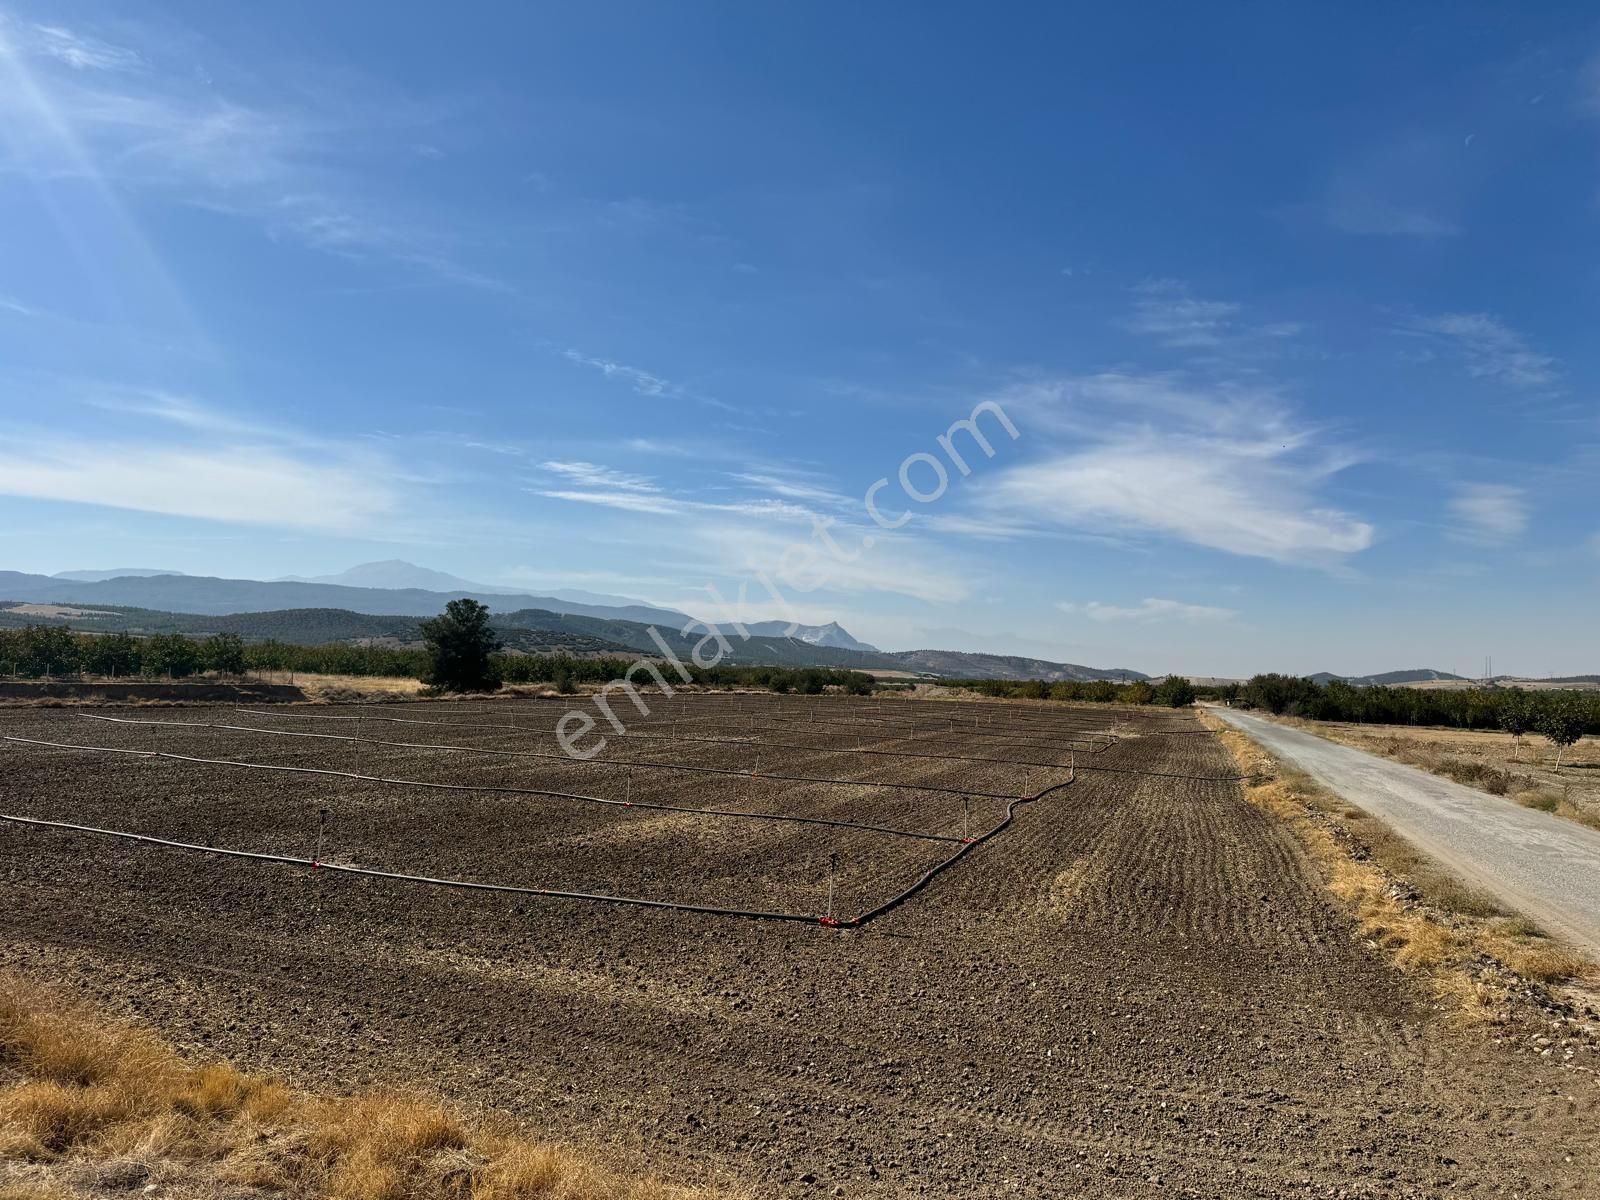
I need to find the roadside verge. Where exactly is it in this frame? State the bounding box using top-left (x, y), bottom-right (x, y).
top-left (1200, 709), bottom-right (1599, 1066)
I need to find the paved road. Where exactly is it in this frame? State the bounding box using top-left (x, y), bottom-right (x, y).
top-left (1208, 705), bottom-right (1600, 958)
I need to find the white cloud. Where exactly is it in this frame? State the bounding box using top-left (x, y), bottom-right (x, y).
top-left (730, 472), bottom-right (852, 508)
top-left (0, 388), bottom-right (403, 534)
top-left (1123, 279), bottom-right (1240, 347)
top-left (1325, 205), bottom-right (1460, 238)
top-left (562, 350), bottom-right (673, 397)
top-left (0, 295), bottom-right (35, 317)
top-left (0, 14), bottom-right (492, 287)
top-left (539, 460), bottom-right (658, 493)
top-left (1401, 313), bottom-right (1557, 390)
top-left (1058, 597), bottom-right (1237, 623)
top-left (1448, 483), bottom-right (1528, 543)
top-left (1120, 281), bottom-right (1303, 351)
top-left (535, 488), bottom-right (680, 516)
top-left (975, 374), bottom-right (1372, 566)
top-left (28, 23), bottom-right (142, 72)
top-left (530, 462), bottom-right (973, 603)
top-left (0, 440), bottom-right (396, 532)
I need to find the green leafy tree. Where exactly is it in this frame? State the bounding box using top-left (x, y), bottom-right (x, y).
top-left (1123, 680), bottom-right (1155, 706)
top-left (144, 633), bottom-right (203, 679)
top-left (1084, 679), bottom-right (1117, 703)
top-left (1154, 676), bottom-right (1197, 708)
top-left (20, 625), bottom-right (80, 677)
top-left (1497, 691), bottom-right (1535, 762)
top-left (1537, 697), bottom-right (1587, 770)
top-left (201, 633), bottom-right (247, 676)
top-left (420, 599), bottom-right (503, 693)
top-left (81, 633), bottom-right (141, 678)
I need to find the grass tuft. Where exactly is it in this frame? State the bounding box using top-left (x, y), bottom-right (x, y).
top-left (0, 970), bottom-right (740, 1200)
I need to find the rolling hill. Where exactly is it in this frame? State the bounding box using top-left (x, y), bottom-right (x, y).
top-left (1307, 668), bottom-right (1469, 686)
top-left (0, 598), bottom-right (1139, 681)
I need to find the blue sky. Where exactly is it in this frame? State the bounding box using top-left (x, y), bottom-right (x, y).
top-left (0, 2), bottom-right (1596, 677)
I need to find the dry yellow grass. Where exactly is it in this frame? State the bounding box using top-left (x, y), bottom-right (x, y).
top-left (249, 671), bottom-right (427, 699)
top-left (1201, 712), bottom-right (1597, 1019)
top-left (0, 971), bottom-right (739, 1200)
top-left (1269, 714), bottom-right (1600, 831)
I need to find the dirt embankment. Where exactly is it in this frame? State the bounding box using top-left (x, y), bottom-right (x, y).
top-left (0, 681), bottom-right (306, 704)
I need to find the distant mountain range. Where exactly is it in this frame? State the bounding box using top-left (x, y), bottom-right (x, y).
top-left (0, 566), bottom-right (697, 628)
top-left (0, 599), bottom-right (1143, 680)
top-left (53, 568), bottom-right (183, 582)
top-left (273, 560), bottom-right (527, 595)
top-left (17, 564), bottom-right (890, 655)
top-left (742, 620), bottom-right (878, 653)
top-left (0, 560), bottom-right (1141, 681)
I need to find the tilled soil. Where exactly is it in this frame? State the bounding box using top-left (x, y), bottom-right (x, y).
top-left (2, 696), bottom-right (1597, 1197)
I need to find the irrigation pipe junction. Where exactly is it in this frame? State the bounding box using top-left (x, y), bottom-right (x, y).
top-left (0, 695), bottom-right (1227, 926)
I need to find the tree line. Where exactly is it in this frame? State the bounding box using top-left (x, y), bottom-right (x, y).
top-left (1222, 673), bottom-right (1598, 731)
top-left (0, 625), bottom-right (430, 680)
top-left (0, 618), bottom-right (875, 697)
top-left (941, 675), bottom-right (1199, 707)
top-left (1222, 674), bottom-right (1596, 763)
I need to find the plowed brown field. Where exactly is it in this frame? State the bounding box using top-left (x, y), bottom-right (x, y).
top-left (2, 695), bottom-right (1595, 1197)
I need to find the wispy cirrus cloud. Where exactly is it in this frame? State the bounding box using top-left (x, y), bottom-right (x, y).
top-left (1120, 280), bottom-right (1303, 350)
top-left (1122, 279), bottom-right (1241, 347)
top-left (27, 22), bottom-right (142, 72)
top-left (561, 348), bottom-right (737, 412)
top-left (529, 458), bottom-right (973, 602)
top-left (0, 10), bottom-right (496, 288)
top-left (0, 383), bottom-right (404, 533)
top-left (1400, 312), bottom-right (1558, 390)
top-left (1058, 597), bottom-right (1237, 623)
top-left (561, 350), bottom-right (675, 397)
top-left (539, 460), bottom-right (659, 493)
top-left (1448, 483), bottom-right (1528, 543)
top-left (972, 373), bottom-right (1372, 567)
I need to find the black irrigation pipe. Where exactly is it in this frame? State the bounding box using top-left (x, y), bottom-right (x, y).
top-left (843, 775), bottom-right (1077, 927)
top-left (238, 707), bottom-right (1115, 761)
top-left (75, 716), bottom-right (1027, 802)
top-left (1, 736), bottom-right (964, 845)
top-left (0, 813), bottom-right (824, 924)
top-left (0, 770), bottom-right (1081, 929)
top-left (84, 710), bottom-right (1235, 784)
top-left (234, 708), bottom-right (1101, 769)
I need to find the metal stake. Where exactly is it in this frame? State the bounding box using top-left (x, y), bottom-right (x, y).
top-left (315, 807), bottom-right (328, 863)
top-left (826, 852), bottom-right (838, 921)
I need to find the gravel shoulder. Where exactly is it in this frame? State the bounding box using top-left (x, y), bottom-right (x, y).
top-left (1209, 704), bottom-right (1600, 959)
